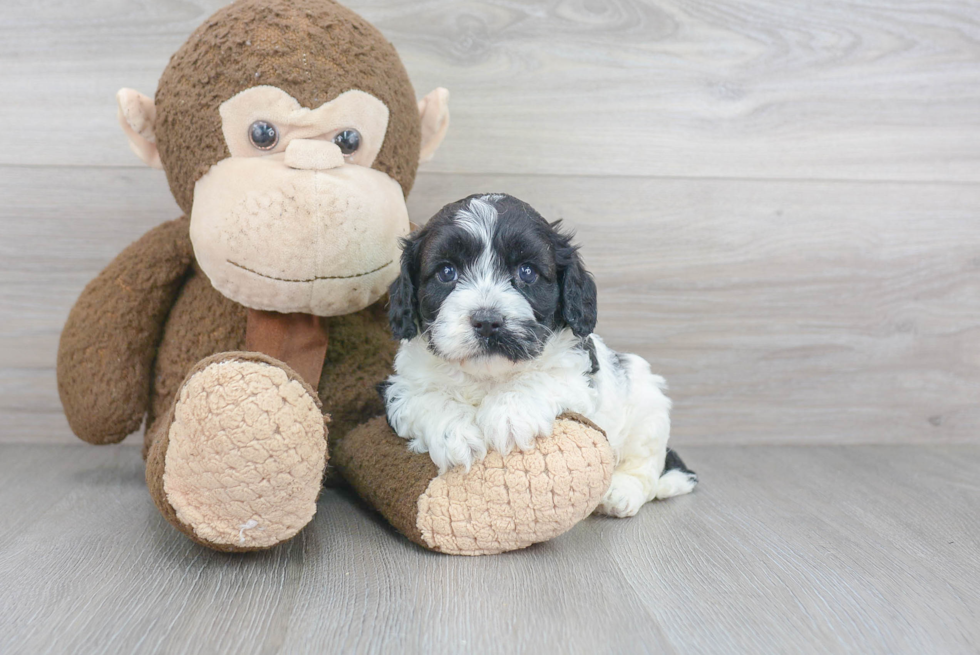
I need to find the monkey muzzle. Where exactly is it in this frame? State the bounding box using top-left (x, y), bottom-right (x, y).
top-left (189, 144), bottom-right (410, 316)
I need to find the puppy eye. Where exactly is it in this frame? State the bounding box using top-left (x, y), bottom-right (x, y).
top-left (436, 263), bottom-right (458, 284)
top-left (518, 263), bottom-right (538, 284)
top-left (333, 129), bottom-right (361, 156)
top-left (248, 121), bottom-right (279, 150)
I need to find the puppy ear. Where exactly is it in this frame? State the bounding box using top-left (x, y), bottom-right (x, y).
top-left (555, 229), bottom-right (598, 338)
top-left (388, 235), bottom-right (422, 340)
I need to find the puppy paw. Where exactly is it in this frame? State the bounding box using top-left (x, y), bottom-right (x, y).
top-left (413, 418), bottom-right (487, 474)
top-left (476, 398), bottom-right (555, 455)
top-left (597, 473), bottom-right (647, 518)
top-left (655, 468), bottom-right (698, 499)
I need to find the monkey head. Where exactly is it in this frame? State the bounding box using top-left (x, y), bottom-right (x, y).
top-left (115, 0), bottom-right (449, 316)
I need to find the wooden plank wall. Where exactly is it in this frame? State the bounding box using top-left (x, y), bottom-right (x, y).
top-left (1, 0), bottom-right (978, 445)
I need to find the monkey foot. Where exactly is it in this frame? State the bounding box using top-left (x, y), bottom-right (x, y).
top-left (333, 413), bottom-right (614, 556)
top-left (148, 353), bottom-right (327, 551)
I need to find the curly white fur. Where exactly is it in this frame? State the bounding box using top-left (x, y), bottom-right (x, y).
top-left (384, 195), bottom-right (696, 516)
top-left (385, 329), bottom-right (696, 517)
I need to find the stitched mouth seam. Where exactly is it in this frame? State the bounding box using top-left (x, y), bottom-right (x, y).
top-left (226, 259), bottom-right (393, 282)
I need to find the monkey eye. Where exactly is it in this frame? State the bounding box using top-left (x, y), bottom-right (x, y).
top-left (248, 121), bottom-right (279, 150)
top-left (518, 263), bottom-right (538, 284)
top-left (332, 129), bottom-right (361, 156)
top-left (435, 263), bottom-right (458, 284)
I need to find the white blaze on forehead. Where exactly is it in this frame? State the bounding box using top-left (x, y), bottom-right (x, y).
top-left (456, 197), bottom-right (498, 247)
top-left (455, 197), bottom-right (503, 297)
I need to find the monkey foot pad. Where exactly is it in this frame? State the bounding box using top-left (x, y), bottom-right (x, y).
top-left (163, 358), bottom-right (327, 549)
top-left (417, 416), bottom-right (614, 555)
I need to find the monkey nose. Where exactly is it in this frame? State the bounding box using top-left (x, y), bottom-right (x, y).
top-left (284, 139), bottom-right (345, 171)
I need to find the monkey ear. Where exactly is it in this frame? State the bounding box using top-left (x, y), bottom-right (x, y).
top-left (116, 88), bottom-right (163, 170)
top-left (557, 243), bottom-right (598, 338)
top-left (388, 236), bottom-right (422, 340)
top-left (417, 88), bottom-right (450, 164)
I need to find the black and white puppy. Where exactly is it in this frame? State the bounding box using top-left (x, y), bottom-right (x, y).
top-left (384, 194), bottom-right (696, 517)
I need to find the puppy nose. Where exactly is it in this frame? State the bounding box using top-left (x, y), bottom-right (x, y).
top-left (470, 310), bottom-right (503, 338)
top-left (284, 139), bottom-right (345, 171)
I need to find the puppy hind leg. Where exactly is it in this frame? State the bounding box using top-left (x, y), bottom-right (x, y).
top-left (596, 456), bottom-right (661, 518)
top-left (654, 448), bottom-right (698, 499)
top-left (597, 449), bottom-right (697, 516)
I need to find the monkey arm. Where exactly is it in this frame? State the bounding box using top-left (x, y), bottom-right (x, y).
top-left (57, 217), bottom-right (194, 444)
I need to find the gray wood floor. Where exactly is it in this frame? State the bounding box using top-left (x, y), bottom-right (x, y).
top-left (0, 443), bottom-right (977, 654)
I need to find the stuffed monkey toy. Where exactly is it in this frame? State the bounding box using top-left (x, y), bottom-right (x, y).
top-left (57, 0), bottom-right (613, 555)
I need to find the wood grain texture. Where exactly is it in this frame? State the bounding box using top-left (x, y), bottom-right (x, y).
top-left (0, 165), bottom-right (181, 444)
top-left (3, 166), bottom-right (978, 445)
top-left (409, 173), bottom-right (980, 446)
top-left (0, 444), bottom-right (977, 654)
top-left (2, 1), bottom-right (979, 445)
top-left (2, 0), bottom-right (980, 180)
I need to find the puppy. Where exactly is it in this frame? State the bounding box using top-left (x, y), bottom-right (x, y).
top-left (383, 194), bottom-right (697, 517)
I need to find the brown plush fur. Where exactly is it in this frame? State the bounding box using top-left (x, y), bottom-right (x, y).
top-left (57, 0), bottom-right (611, 554)
top-left (154, 0), bottom-right (421, 215)
top-left (57, 218), bottom-right (194, 444)
top-left (58, 214), bottom-right (395, 465)
top-left (331, 416), bottom-right (440, 547)
top-left (123, 219), bottom-right (397, 461)
top-left (59, 0), bottom-right (414, 550)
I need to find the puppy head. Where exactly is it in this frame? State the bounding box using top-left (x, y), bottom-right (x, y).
top-left (388, 193), bottom-right (597, 362)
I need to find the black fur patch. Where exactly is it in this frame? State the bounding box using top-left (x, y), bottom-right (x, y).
top-left (375, 379), bottom-right (392, 404)
top-left (664, 448), bottom-right (696, 477)
top-left (580, 336), bottom-right (600, 376)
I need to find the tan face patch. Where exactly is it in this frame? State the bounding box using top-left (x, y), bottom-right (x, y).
top-left (219, 87), bottom-right (390, 168)
top-left (190, 156), bottom-right (409, 316)
top-left (189, 86), bottom-right (408, 316)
